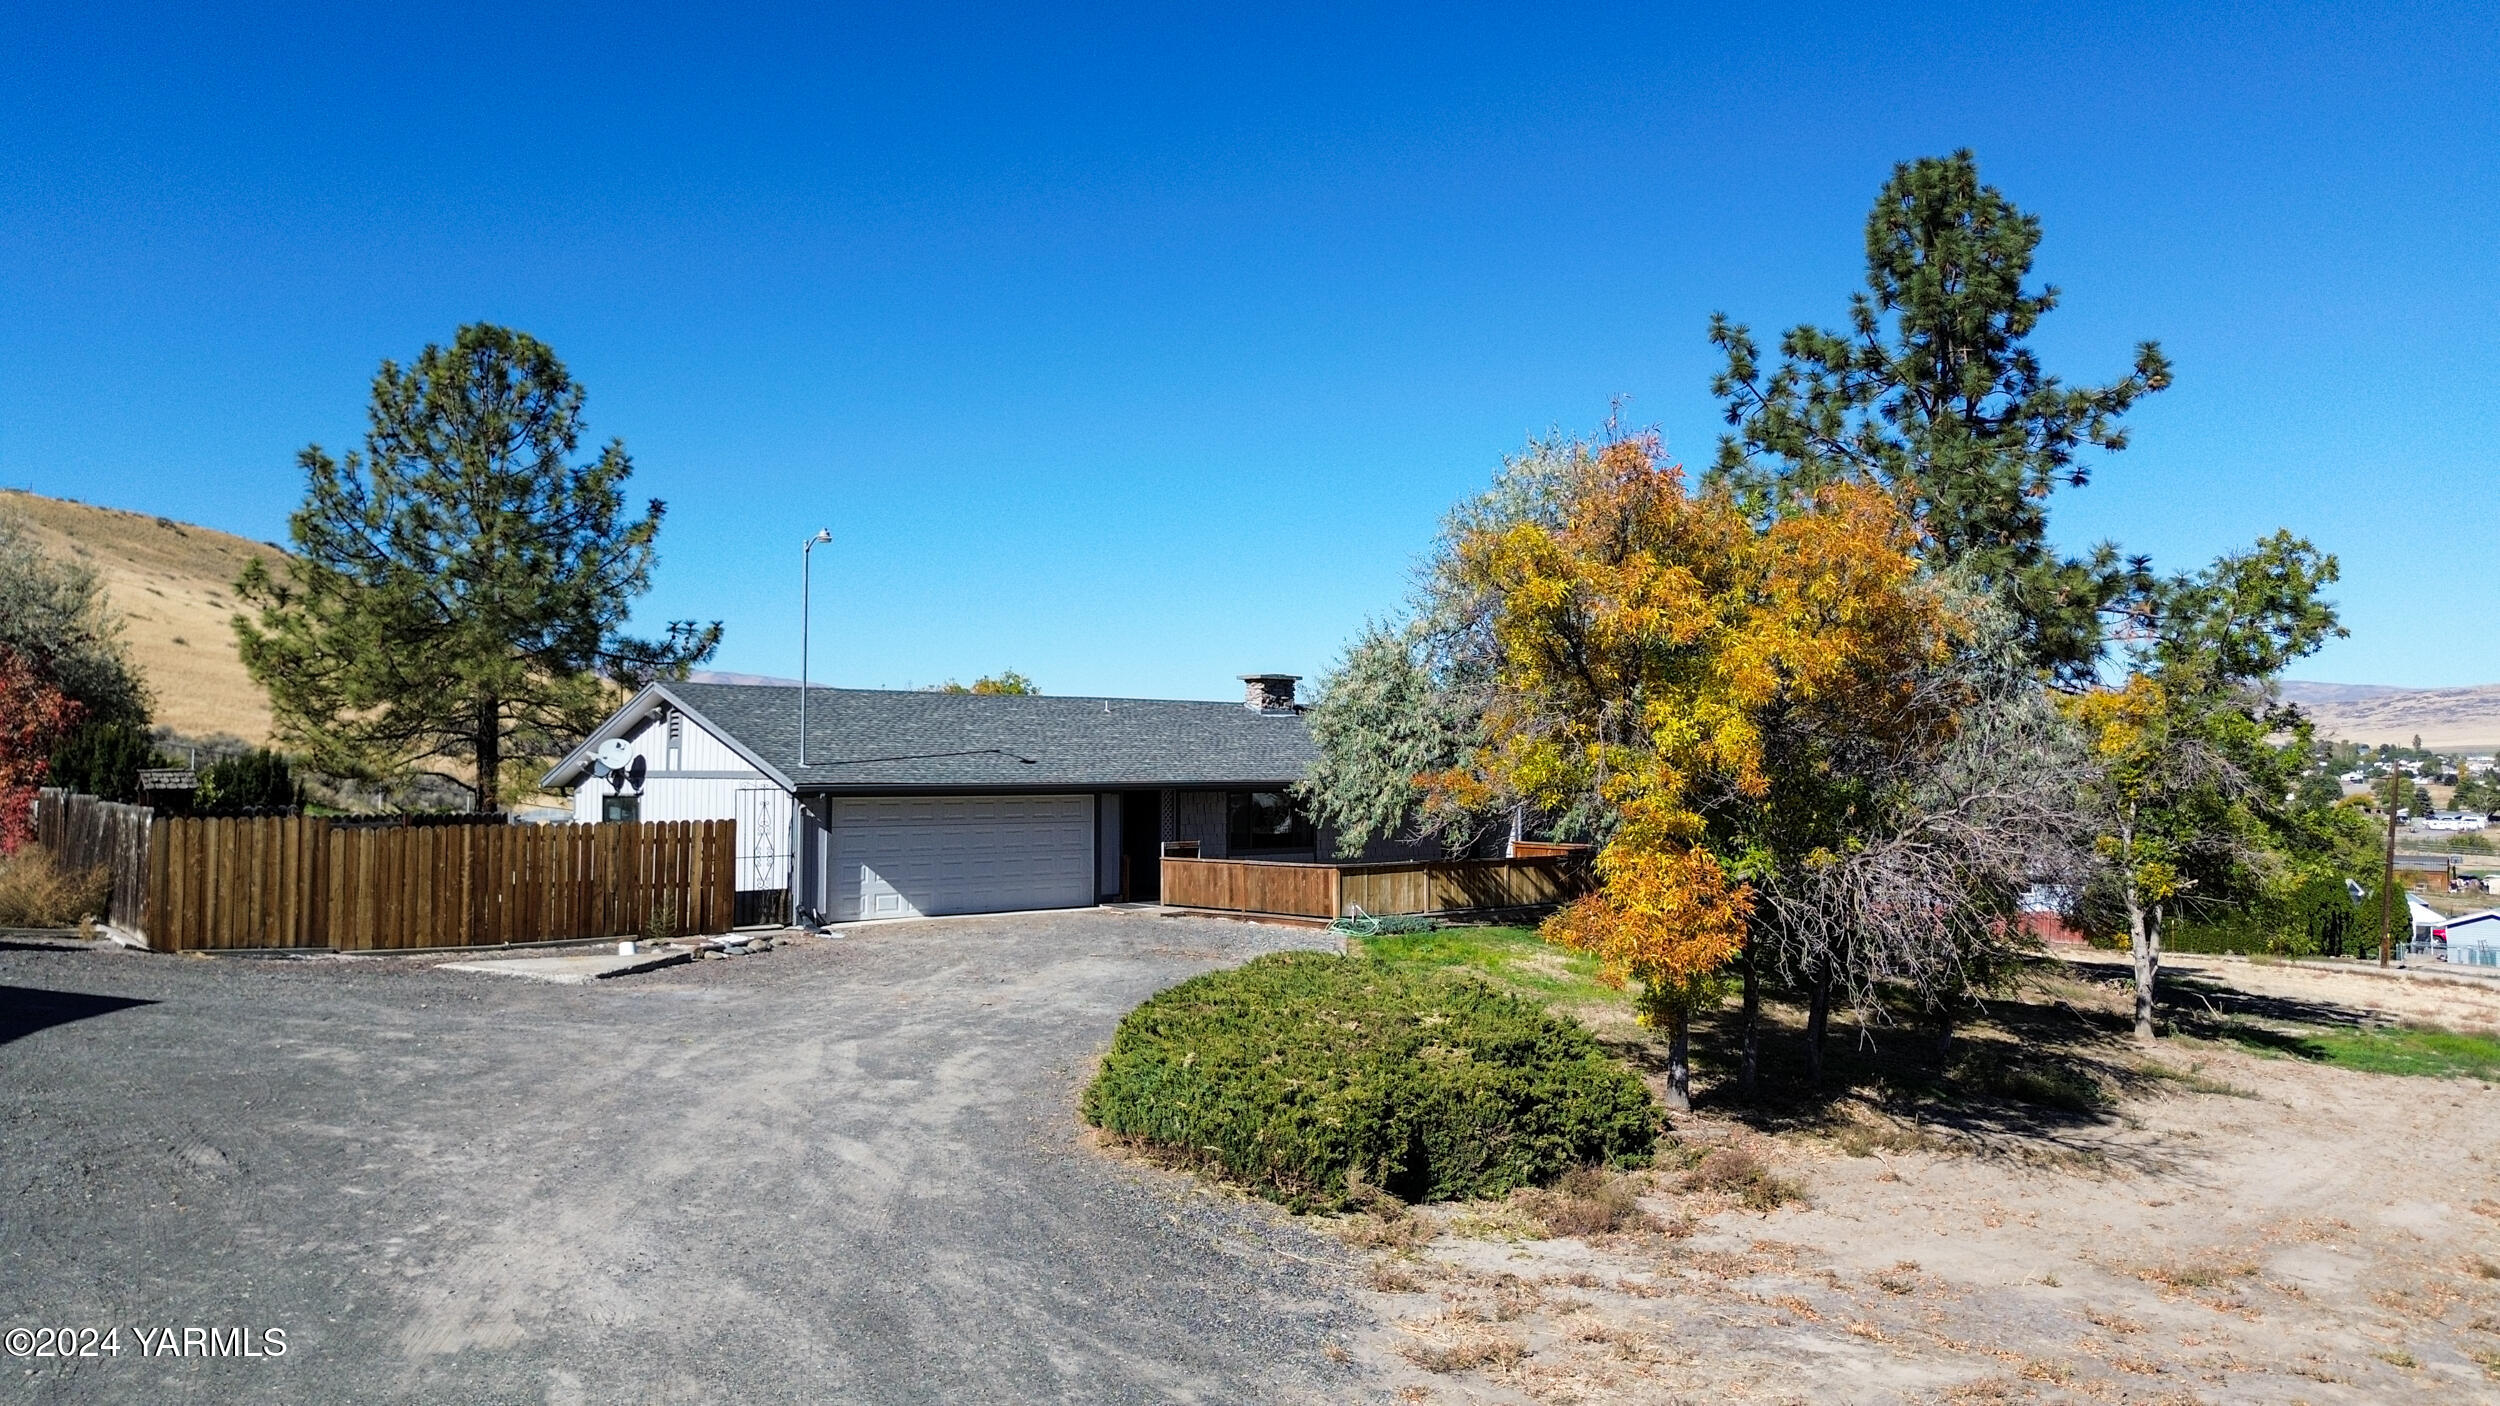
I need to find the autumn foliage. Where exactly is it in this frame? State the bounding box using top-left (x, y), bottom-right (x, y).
top-left (1427, 437), bottom-right (1951, 1028)
top-left (0, 647), bottom-right (83, 853)
top-left (2066, 676), bottom-right (2182, 901)
top-left (1543, 846), bottom-right (1752, 1026)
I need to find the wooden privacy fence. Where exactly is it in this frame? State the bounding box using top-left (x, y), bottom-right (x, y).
top-left (1162, 854), bottom-right (1588, 922)
top-left (31, 788), bottom-right (153, 934)
top-left (145, 817), bottom-right (735, 952)
top-left (28, 792), bottom-right (735, 952)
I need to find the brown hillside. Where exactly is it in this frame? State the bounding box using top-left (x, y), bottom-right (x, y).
top-left (3, 489), bottom-right (280, 745)
top-left (2279, 680), bottom-right (2500, 751)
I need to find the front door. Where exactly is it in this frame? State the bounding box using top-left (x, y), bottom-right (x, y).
top-left (1119, 791), bottom-right (1161, 901)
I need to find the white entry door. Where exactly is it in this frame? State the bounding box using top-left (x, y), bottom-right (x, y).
top-left (828, 795), bottom-right (1095, 922)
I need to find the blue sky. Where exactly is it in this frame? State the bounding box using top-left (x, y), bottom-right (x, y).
top-left (3, 3), bottom-right (2492, 697)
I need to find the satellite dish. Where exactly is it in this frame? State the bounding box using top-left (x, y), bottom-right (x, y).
top-left (625, 755), bottom-right (647, 792)
top-left (595, 738), bottom-right (633, 771)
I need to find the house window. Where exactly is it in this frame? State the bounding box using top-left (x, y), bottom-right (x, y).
top-left (602, 795), bottom-right (641, 824)
top-left (1226, 791), bottom-right (1313, 853)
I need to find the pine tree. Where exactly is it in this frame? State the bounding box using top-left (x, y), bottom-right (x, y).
top-left (236, 324), bottom-right (720, 812)
top-left (1708, 150), bottom-right (2172, 682)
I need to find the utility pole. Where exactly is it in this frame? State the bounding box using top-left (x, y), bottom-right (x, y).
top-left (800, 527), bottom-right (830, 765)
top-left (2379, 767), bottom-right (2401, 967)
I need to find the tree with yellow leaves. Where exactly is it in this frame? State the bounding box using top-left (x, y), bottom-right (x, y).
top-left (1413, 435), bottom-right (1955, 1108)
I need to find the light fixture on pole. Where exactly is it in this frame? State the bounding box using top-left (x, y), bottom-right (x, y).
top-left (800, 528), bottom-right (832, 766)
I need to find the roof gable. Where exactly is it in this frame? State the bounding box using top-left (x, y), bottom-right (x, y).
top-left (540, 683), bottom-right (795, 791)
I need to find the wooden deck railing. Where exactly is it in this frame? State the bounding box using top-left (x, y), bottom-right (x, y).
top-left (1161, 853), bottom-right (1588, 921)
top-left (1505, 840), bottom-right (1592, 860)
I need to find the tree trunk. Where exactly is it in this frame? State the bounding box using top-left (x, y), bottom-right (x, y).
top-left (2116, 814), bottom-right (2156, 1043)
top-left (474, 695), bottom-right (501, 814)
top-left (2145, 903), bottom-right (2164, 1037)
top-left (1933, 1001), bottom-right (1956, 1061)
top-left (1665, 1007), bottom-right (1692, 1112)
top-left (2126, 883), bottom-right (2157, 1043)
top-left (1804, 961), bottom-right (1832, 1084)
top-left (1738, 936), bottom-right (1761, 1100)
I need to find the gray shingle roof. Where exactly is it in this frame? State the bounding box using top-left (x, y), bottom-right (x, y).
top-left (657, 681), bottom-right (1317, 791)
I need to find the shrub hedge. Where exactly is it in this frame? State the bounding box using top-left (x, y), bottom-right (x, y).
top-left (1080, 951), bottom-right (1656, 1209)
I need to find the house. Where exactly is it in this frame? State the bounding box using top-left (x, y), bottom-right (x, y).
top-left (2392, 852), bottom-right (2459, 893)
top-left (2409, 895), bottom-right (2448, 943)
top-left (543, 674), bottom-right (1448, 926)
top-left (2444, 910), bottom-right (2500, 966)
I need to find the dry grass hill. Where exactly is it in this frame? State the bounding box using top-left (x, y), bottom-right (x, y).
top-left (4, 489), bottom-right (280, 745)
top-left (2279, 680), bottom-right (2500, 751)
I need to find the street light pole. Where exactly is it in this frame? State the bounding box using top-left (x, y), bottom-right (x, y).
top-left (800, 529), bottom-right (832, 767)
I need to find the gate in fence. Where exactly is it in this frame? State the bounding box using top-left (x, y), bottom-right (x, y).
top-left (31, 789), bottom-right (152, 935)
top-left (730, 785), bottom-right (792, 928)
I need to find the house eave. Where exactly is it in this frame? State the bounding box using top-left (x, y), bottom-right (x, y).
top-left (788, 777), bottom-right (1305, 797)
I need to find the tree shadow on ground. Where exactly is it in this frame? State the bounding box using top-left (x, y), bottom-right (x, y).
top-left (2057, 953), bottom-right (2379, 1032)
top-left (1595, 958), bottom-right (2224, 1174)
top-left (0, 985), bottom-right (156, 1044)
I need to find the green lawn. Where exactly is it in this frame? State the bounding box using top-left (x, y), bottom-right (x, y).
top-left (1349, 924), bottom-right (1626, 1010)
top-left (2206, 1017), bottom-right (2500, 1081)
top-left (2292, 1024), bottom-right (2500, 1081)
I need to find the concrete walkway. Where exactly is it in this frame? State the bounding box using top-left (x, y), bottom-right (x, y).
top-left (434, 947), bottom-right (692, 983)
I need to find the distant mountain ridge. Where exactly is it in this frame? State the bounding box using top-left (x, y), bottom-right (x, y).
top-left (2279, 680), bottom-right (2500, 750)
top-left (2276, 681), bottom-right (2410, 705)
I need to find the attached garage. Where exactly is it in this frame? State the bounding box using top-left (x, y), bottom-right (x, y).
top-left (826, 795), bottom-right (1095, 922)
top-left (546, 676), bottom-right (1336, 929)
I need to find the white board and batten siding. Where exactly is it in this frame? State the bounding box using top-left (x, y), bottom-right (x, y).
top-left (825, 795), bottom-right (1095, 922)
top-left (570, 707), bottom-right (791, 890)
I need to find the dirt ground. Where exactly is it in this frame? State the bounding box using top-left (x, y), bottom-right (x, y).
top-left (1339, 954), bottom-right (2500, 1405)
top-left (10, 918), bottom-right (2500, 1403)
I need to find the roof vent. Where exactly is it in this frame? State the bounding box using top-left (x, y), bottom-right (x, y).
top-left (1240, 673), bottom-right (1301, 714)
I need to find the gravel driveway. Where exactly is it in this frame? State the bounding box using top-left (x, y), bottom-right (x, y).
top-left (0, 913), bottom-right (1387, 1403)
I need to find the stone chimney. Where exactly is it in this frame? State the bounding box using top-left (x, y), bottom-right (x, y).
top-left (1240, 673), bottom-right (1300, 713)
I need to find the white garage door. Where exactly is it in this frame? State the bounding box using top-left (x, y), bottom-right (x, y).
top-left (829, 795), bottom-right (1095, 922)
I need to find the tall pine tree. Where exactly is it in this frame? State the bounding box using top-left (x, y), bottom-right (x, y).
top-left (1708, 150), bottom-right (2172, 682)
top-left (236, 324), bottom-right (720, 812)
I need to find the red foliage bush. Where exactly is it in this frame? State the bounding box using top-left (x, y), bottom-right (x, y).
top-left (0, 648), bottom-right (81, 853)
